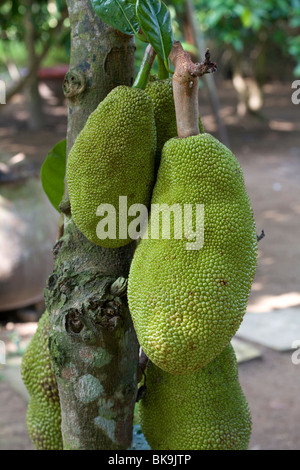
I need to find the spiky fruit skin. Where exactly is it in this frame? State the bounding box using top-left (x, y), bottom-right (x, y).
top-left (145, 78), bottom-right (177, 172)
top-left (21, 311), bottom-right (62, 450)
top-left (138, 343), bottom-right (252, 450)
top-left (145, 77), bottom-right (204, 172)
top-left (66, 85), bottom-right (156, 248)
top-left (128, 133), bottom-right (257, 375)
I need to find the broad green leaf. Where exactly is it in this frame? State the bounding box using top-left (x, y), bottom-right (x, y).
top-left (241, 8), bottom-right (252, 28)
top-left (136, 0), bottom-right (174, 64)
top-left (41, 139), bottom-right (66, 213)
top-left (91, 0), bottom-right (139, 35)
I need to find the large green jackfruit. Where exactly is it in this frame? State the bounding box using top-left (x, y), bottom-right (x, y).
top-left (67, 85), bottom-right (156, 248)
top-left (21, 310), bottom-right (62, 450)
top-left (127, 133), bottom-right (257, 374)
top-left (145, 77), bottom-right (204, 172)
top-left (138, 343), bottom-right (251, 450)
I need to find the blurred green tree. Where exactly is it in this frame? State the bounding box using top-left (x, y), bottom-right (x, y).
top-left (167, 0), bottom-right (300, 116)
top-left (0, 0), bottom-right (69, 129)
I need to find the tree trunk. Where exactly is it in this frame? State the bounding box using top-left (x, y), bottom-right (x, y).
top-left (231, 52), bottom-right (264, 118)
top-left (24, 1), bottom-right (45, 130)
top-left (44, 0), bottom-right (139, 450)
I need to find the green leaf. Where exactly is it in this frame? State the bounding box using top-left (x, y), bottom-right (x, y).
top-left (136, 0), bottom-right (174, 64)
top-left (91, 0), bottom-right (140, 35)
top-left (41, 139), bottom-right (66, 213)
top-left (241, 8), bottom-right (252, 28)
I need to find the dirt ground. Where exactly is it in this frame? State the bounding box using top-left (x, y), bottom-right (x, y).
top-left (0, 76), bottom-right (299, 450)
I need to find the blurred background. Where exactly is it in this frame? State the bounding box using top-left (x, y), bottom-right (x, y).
top-left (0, 0), bottom-right (299, 450)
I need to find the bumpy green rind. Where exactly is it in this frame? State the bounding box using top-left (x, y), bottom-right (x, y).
top-left (145, 77), bottom-right (204, 172)
top-left (21, 311), bottom-right (63, 450)
top-left (128, 133), bottom-right (257, 375)
top-left (67, 85), bottom-right (156, 248)
top-left (138, 343), bottom-right (252, 450)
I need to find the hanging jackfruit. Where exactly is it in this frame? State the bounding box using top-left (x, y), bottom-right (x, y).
top-left (127, 133), bottom-right (257, 375)
top-left (145, 77), bottom-right (204, 172)
top-left (67, 85), bottom-right (156, 248)
top-left (21, 310), bottom-right (62, 450)
top-left (138, 343), bottom-right (251, 450)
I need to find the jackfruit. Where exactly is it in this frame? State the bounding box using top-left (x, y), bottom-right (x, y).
top-left (21, 310), bottom-right (62, 450)
top-left (67, 85), bottom-right (156, 248)
top-left (127, 133), bottom-right (257, 374)
top-left (138, 343), bottom-right (251, 450)
top-left (145, 77), bottom-right (204, 172)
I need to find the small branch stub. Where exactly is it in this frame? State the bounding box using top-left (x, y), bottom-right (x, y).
top-left (59, 197), bottom-right (71, 216)
top-left (257, 230), bottom-right (265, 242)
top-left (169, 42), bottom-right (217, 81)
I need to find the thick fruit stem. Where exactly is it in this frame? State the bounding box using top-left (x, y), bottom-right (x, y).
top-left (157, 55), bottom-right (170, 80)
top-left (132, 44), bottom-right (156, 90)
top-left (169, 41), bottom-right (216, 138)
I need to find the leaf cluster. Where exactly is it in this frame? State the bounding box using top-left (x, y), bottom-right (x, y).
top-left (91, 0), bottom-right (174, 69)
top-left (192, 0), bottom-right (300, 75)
top-left (0, 0), bottom-right (67, 42)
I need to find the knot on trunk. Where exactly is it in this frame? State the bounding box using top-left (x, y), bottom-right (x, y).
top-left (63, 70), bottom-right (86, 99)
top-left (48, 276), bottom-right (128, 376)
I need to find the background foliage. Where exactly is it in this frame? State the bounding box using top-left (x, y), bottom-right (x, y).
top-left (0, 0), bottom-right (299, 113)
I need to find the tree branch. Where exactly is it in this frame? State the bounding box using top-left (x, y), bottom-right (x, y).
top-left (4, 12), bottom-right (68, 104)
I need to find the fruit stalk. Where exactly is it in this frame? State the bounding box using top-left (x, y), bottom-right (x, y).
top-left (133, 44), bottom-right (156, 90)
top-left (169, 41), bottom-right (216, 138)
top-left (157, 55), bottom-right (170, 80)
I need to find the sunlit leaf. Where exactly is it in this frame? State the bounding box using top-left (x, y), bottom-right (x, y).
top-left (91, 0), bottom-right (139, 35)
top-left (241, 8), bottom-right (252, 28)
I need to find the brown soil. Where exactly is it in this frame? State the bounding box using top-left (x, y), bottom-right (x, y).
top-left (0, 380), bottom-right (34, 450)
top-left (0, 77), bottom-right (299, 450)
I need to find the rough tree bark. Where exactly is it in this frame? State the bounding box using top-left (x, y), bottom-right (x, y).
top-left (44, 0), bottom-right (139, 450)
